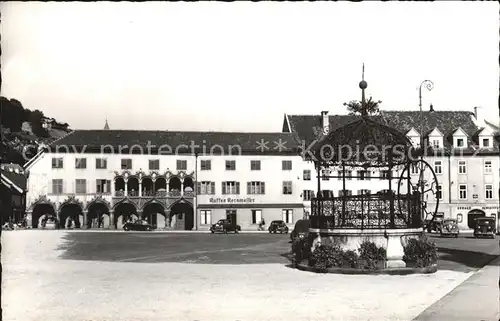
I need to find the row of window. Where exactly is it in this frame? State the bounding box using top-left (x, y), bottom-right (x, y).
top-left (302, 189), bottom-right (371, 200)
top-left (49, 179), bottom-right (295, 196)
top-left (302, 160), bottom-right (495, 180)
top-left (424, 137), bottom-right (492, 149)
top-left (300, 185), bottom-right (495, 201)
top-left (201, 160), bottom-right (293, 171)
top-left (197, 181), bottom-right (293, 195)
top-left (52, 157), bottom-right (294, 171)
top-left (199, 209), bottom-right (294, 225)
top-left (429, 160), bottom-right (493, 175)
top-left (458, 184), bottom-right (494, 200)
top-left (303, 169), bottom-right (392, 181)
top-left (51, 179), bottom-right (111, 194)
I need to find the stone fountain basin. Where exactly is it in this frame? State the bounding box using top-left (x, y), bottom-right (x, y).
top-left (309, 228), bottom-right (425, 269)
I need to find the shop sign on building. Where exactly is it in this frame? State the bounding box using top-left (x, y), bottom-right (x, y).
top-left (209, 197), bottom-right (256, 204)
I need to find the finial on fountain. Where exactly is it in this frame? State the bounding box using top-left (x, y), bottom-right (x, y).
top-left (359, 63), bottom-right (368, 116)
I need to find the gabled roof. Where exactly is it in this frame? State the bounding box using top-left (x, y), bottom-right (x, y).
top-left (405, 127), bottom-right (420, 136)
top-left (286, 110), bottom-right (499, 153)
top-left (1, 164), bottom-right (27, 193)
top-left (284, 114), bottom-right (385, 145)
top-left (452, 127), bottom-right (468, 137)
top-left (426, 127), bottom-right (444, 137)
top-left (46, 130), bottom-right (302, 155)
top-left (473, 127), bottom-right (493, 137)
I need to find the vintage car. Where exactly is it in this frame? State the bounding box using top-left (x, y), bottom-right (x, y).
top-left (268, 220), bottom-right (289, 234)
top-left (210, 219), bottom-right (241, 234)
top-left (440, 218), bottom-right (459, 238)
top-left (473, 217), bottom-right (496, 238)
top-left (123, 219), bottom-right (153, 231)
top-left (424, 214), bottom-right (444, 233)
top-left (290, 219), bottom-right (310, 242)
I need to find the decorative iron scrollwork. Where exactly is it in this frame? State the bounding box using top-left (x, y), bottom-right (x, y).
top-left (310, 193), bottom-right (421, 229)
top-left (397, 159), bottom-right (439, 229)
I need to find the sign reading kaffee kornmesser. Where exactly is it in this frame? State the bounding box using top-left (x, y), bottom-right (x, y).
top-left (209, 197), bottom-right (256, 204)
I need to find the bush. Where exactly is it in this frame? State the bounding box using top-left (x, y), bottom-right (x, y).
top-left (358, 240), bottom-right (387, 270)
top-left (307, 244), bottom-right (361, 271)
top-left (403, 236), bottom-right (437, 268)
top-left (341, 250), bottom-right (360, 268)
top-left (308, 244), bottom-right (344, 271)
top-left (291, 237), bottom-right (312, 265)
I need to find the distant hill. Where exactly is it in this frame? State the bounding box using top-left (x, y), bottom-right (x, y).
top-left (1, 96), bottom-right (72, 166)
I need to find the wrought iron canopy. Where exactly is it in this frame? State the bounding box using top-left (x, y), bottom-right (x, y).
top-left (312, 116), bottom-right (413, 167)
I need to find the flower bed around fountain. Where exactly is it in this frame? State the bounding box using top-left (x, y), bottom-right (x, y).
top-left (292, 234), bottom-right (438, 275)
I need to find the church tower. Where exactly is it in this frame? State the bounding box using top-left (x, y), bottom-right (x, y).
top-left (104, 119), bottom-right (110, 130)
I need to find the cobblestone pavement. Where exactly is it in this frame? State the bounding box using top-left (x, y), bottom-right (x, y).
top-left (1, 230), bottom-right (497, 321)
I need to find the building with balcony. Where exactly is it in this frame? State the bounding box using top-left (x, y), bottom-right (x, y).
top-left (284, 107), bottom-right (500, 230)
top-left (24, 129), bottom-right (303, 230)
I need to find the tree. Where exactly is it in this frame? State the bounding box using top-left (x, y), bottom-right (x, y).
top-left (343, 97), bottom-right (382, 116)
top-left (29, 109), bottom-right (49, 137)
top-left (0, 97), bottom-right (24, 132)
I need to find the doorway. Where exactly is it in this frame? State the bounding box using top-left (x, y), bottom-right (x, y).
top-left (226, 210), bottom-right (237, 225)
top-left (467, 209), bottom-right (486, 229)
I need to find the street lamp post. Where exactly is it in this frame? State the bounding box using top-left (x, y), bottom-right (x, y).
top-left (418, 80), bottom-right (434, 228)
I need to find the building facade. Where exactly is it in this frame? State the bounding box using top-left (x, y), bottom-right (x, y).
top-left (284, 108), bottom-right (500, 230)
top-left (24, 130), bottom-right (304, 230)
top-left (1, 163), bottom-right (27, 225)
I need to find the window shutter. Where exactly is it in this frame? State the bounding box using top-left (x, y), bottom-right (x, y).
top-left (197, 182), bottom-right (201, 194)
top-left (210, 182), bottom-right (215, 194)
top-left (236, 182), bottom-right (240, 195)
top-left (247, 182), bottom-right (251, 194)
top-left (261, 182), bottom-right (265, 194)
top-left (221, 182), bottom-right (226, 195)
top-left (107, 180), bottom-right (111, 193)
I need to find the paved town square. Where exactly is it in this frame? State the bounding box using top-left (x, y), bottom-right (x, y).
top-left (2, 230), bottom-right (498, 321)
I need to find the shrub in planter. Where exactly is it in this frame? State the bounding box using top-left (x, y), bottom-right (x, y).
top-left (291, 237), bottom-right (312, 265)
top-left (308, 244), bottom-right (345, 271)
top-left (358, 240), bottom-right (387, 270)
top-left (403, 236), bottom-right (437, 268)
top-left (341, 250), bottom-right (360, 268)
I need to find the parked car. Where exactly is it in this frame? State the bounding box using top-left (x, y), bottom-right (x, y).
top-left (440, 218), bottom-right (459, 238)
top-left (40, 216), bottom-right (58, 229)
top-left (268, 220), bottom-right (289, 234)
top-left (290, 219), bottom-right (310, 242)
top-left (424, 214), bottom-right (444, 233)
top-left (473, 217), bottom-right (496, 239)
top-left (210, 219), bottom-right (241, 234)
top-left (123, 219), bottom-right (153, 231)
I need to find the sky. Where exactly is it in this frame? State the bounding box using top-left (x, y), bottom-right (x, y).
top-left (1, 2), bottom-right (499, 131)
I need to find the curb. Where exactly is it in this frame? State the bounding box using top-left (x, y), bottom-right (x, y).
top-left (295, 263), bottom-right (438, 275)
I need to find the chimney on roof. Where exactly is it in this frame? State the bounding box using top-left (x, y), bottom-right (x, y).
top-left (321, 111), bottom-right (329, 135)
top-left (472, 106), bottom-right (486, 127)
top-left (429, 104), bottom-right (434, 112)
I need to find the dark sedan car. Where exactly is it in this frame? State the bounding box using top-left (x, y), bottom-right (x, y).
top-left (210, 219), bottom-right (241, 234)
top-left (268, 220), bottom-right (289, 234)
top-left (290, 219), bottom-right (310, 242)
top-left (440, 218), bottom-right (459, 238)
top-left (123, 220), bottom-right (153, 231)
top-left (473, 217), bottom-right (496, 238)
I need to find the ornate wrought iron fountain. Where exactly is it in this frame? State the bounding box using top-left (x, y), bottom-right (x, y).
top-left (307, 65), bottom-right (439, 268)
